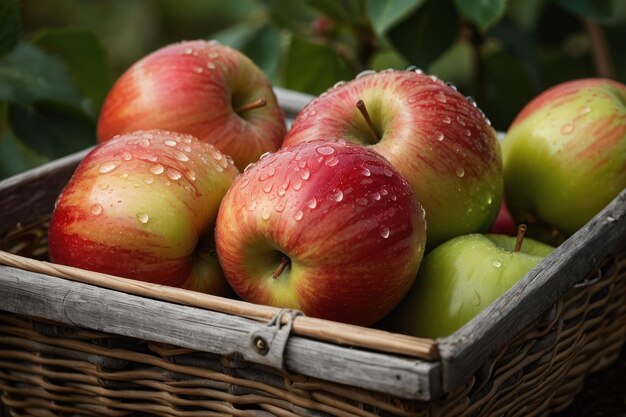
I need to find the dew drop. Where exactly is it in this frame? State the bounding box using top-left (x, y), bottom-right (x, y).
top-left (185, 170), bottom-right (196, 181)
top-left (436, 132), bottom-right (444, 141)
top-left (471, 290), bottom-right (481, 306)
top-left (150, 164), bottom-right (164, 175)
top-left (240, 177), bottom-right (250, 189)
top-left (443, 116), bottom-right (451, 124)
top-left (143, 133), bottom-right (154, 140)
top-left (262, 208), bottom-right (271, 220)
top-left (259, 151), bottom-right (272, 160)
top-left (380, 227), bottom-right (390, 239)
top-left (325, 156), bottom-right (339, 167)
top-left (316, 145), bottom-right (335, 155)
top-left (119, 173), bottom-right (128, 179)
top-left (90, 204), bottom-right (103, 215)
top-left (380, 188), bottom-right (388, 196)
top-left (206, 62), bottom-right (215, 70)
top-left (435, 92), bottom-right (447, 103)
top-left (244, 163), bottom-right (255, 173)
top-left (98, 162), bottom-right (118, 174)
top-left (167, 169), bottom-right (182, 180)
top-left (492, 260), bottom-right (502, 268)
top-left (362, 167), bottom-right (371, 177)
top-left (300, 168), bottom-right (310, 180)
top-left (122, 152), bottom-right (132, 161)
top-left (333, 80), bottom-right (346, 89)
top-left (356, 69), bottom-right (376, 79)
top-left (208, 52), bottom-right (219, 59)
top-left (144, 178), bottom-right (154, 185)
top-left (579, 106), bottom-right (591, 116)
top-left (307, 197), bottom-right (317, 209)
top-left (147, 155), bottom-right (158, 162)
top-left (275, 203), bottom-right (285, 213)
top-left (487, 195), bottom-right (493, 205)
top-left (193, 66), bottom-right (203, 74)
top-left (246, 200), bottom-right (257, 211)
top-left (292, 178), bottom-right (303, 191)
top-left (383, 168), bottom-right (393, 177)
top-left (457, 116), bottom-right (466, 126)
top-left (263, 182), bottom-right (273, 193)
top-left (164, 140), bottom-right (177, 147)
top-left (372, 192), bottom-right (381, 201)
top-left (184, 47), bottom-right (193, 55)
top-left (560, 123), bottom-right (575, 135)
top-left (361, 178), bottom-right (373, 185)
top-left (456, 168), bottom-right (465, 178)
top-left (331, 188), bottom-right (344, 202)
top-left (294, 210), bottom-right (304, 221)
top-left (182, 145), bottom-right (192, 153)
top-left (465, 129), bottom-right (472, 137)
top-left (136, 213), bottom-right (149, 224)
top-left (174, 150), bottom-right (189, 161)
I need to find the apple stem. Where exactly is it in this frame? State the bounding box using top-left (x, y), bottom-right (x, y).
top-left (356, 99), bottom-right (380, 143)
top-left (514, 224), bottom-right (527, 252)
top-left (235, 97), bottom-right (267, 114)
top-left (272, 256), bottom-right (290, 279)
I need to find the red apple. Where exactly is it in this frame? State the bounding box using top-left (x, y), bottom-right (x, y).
top-left (282, 69), bottom-right (503, 248)
top-left (97, 40), bottom-right (286, 170)
top-left (48, 130), bottom-right (239, 295)
top-left (215, 140), bottom-right (427, 326)
top-left (489, 198), bottom-right (517, 235)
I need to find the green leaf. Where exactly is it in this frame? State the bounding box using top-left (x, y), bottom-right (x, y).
top-left (0, 130), bottom-right (49, 180)
top-left (387, 0), bottom-right (460, 70)
top-left (428, 39), bottom-right (475, 89)
top-left (555, 0), bottom-right (618, 23)
top-left (307, 0), bottom-right (363, 25)
top-left (0, 42), bottom-right (85, 109)
top-left (8, 101), bottom-right (96, 160)
top-left (283, 35), bottom-right (353, 95)
top-left (0, 0), bottom-right (20, 56)
top-left (508, 0), bottom-right (549, 30)
top-left (256, 0), bottom-right (316, 34)
top-left (365, 0), bottom-right (426, 35)
top-left (32, 28), bottom-right (113, 114)
top-left (369, 49), bottom-right (409, 71)
top-left (454, 0), bottom-right (507, 31)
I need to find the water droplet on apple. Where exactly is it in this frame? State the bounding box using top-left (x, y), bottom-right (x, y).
top-left (492, 260), bottom-right (502, 268)
top-left (446, 81), bottom-right (458, 91)
top-left (207, 62), bottom-right (216, 70)
top-left (362, 167), bottom-right (371, 177)
top-left (457, 116), bottom-right (466, 126)
top-left (259, 151), bottom-right (272, 160)
top-left (465, 129), bottom-right (472, 137)
top-left (193, 66), bottom-right (203, 74)
top-left (90, 204), bottom-right (103, 215)
top-left (429, 74), bottom-right (440, 82)
top-left (487, 195), bottom-right (493, 205)
top-left (275, 203), bottom-right (285, 213)
top-left (380, 188), bottom-right (388, 196)
top-left (122, 152), bottom-right (132, 161)
top-left (185, 170), bottom-right (196, 181)
top-left (244, 163), bottom-right (255, 173)
top-left (383, 168), bottom-right (393, 177)
top-left (182, 145), bottom-right (192, 153)
top-left (99, 162), bottom-right (118, 174)
top-left (357, 197), bottom-right (368, 206)
top-left (150, 164), bottom-right (164, 175)
top-left (325, 156), bottom-right (339, 167)
top-left (356, 69), bottom-right (376, 79)
top-left (456, 168), bottom-right (465, 179)
top-left (208, 52), bottom-right (219, 59)
top-left (361, 178), bottom-right (373, 185)
top-left (294, 210), bottom-right (304, 221)
top-left (119, 173), bottom-right (128, 179)
top-left (560, 123), bottom-right (575, 135)
top-left (307, 197), bottom-right (317, 209)
top-left (140, 139), bottom-right (150, 147)
top-left (143, 133), bottom-right (154, 140)
top-left (331, 188), bottom-right (343, 202)
top-left (262, 208), bottom-right (271, 220)
top-left (300, 168), bottom-right (310, 180)
top-left (174, 150), bottom-right (189, 161)
top-left (471, 290), bottom-right (481, 306)
top-left (136, 213), bottom-right (149, 224)
top-left (435, 92), bottom-right (447, 103)
top-left (372, 192), bottom-right (381, 201)
top-left (333, 80), bottom-right (346, 89)
top-left (147, 155), bottom-right (158, 162)
top-left (292, 177), bottom-right (303, 191)
top-left (380, 227), bottom-right (390, 239)
top-left (263, 182), bottom-right (273, 193)
top-left (579, 106), bottom-right (591, 116)
top-left (167, 169), bottom-right (182, 180)
top-left (442, 116), bottom-right (451, 124)
top-left (165, 140), bottom-right (178, 147)
top-left (184, 47), bottom-right (193, 55)
top-left (309, 110), bottom-right (316, 117)
top-left (436, 132), bottom-right (444, 141)
top-left (316, 145), bottom-right (335, 155)
top-left (391, 194), bottom-right (397, 201)
top-left (467, 96), bottom-right (478, 107)
top-left (144, 178), bottom-right (154, 185)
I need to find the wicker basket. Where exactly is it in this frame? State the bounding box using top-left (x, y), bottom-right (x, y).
top-left (0, 88), bottom-right (625, 417)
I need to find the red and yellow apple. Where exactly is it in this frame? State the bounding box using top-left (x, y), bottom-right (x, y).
top-left (502, 78), bottom-right (626, 243)
top-left (283, 69), bottom-right (503, 247)
top-left (215, 140), bottom-right (427, 326)
top-left (48, 129), bottom-right (239, 295)
top-left (97, 40), bottom-right (286, 170)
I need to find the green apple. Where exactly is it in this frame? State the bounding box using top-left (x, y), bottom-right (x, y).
top-left (381, 231), bottom-right (554, 338)
top-left (502, 78), bottom-right (626, 244)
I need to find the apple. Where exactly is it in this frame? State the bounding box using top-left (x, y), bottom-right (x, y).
top-left (48, 129), bottom-right (239, 295)
top-left (489, 199), bottom-right (517, 236)
top-left (381, 227), bottom-right (555, 338)
top-left (502, 78), bottom-right (626, 244)
top-left (282, 69), bottom-right (503, 248)
top-left (97, 39), bottom-right (286, 171)
top-left (214, 140), bottom-right (427, 326)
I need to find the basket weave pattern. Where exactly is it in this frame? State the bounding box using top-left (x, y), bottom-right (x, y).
top-left (0, 217), bottom-right (625, 416)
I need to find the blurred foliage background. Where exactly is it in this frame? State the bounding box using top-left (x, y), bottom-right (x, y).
top-left (1, 0), bottom-right (625, 180)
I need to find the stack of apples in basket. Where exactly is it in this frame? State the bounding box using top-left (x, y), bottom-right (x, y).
top-left (48, 40), bottom-right (626, 338)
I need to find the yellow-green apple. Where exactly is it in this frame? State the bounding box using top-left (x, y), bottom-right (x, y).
top-left (215, 140), bottom-right (427, 326)
top-left (381, 228), bottom-right (554, 338)
top-left (282, 69), bottom-right (503, 248)
top-left (48, 129), bottom-right (239, 295)
top-left (502, 78), bottom-right (626, 244)
top-left (97, 40), bottom-right (286, 170)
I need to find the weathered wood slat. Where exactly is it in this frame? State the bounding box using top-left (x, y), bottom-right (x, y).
top-left (438, 188), bottom-right (626, 393)
top-left (0, 266), bottom-right (439, 400)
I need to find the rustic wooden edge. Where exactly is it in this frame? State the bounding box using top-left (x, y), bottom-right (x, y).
top-left (438, 188), bottom-right (626, 393)
top-left (0, 265), bottom-right (440, 401)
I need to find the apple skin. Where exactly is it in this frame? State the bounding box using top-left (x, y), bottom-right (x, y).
top-left (489, 199), bottom-right (517, 236)
top-left (48, 129), bottom-right (239, 295)
top-left (215, 140), bottom-right (427, 326)
top-left (97, 40), bottom-right (286, 171)
top-left (502, 78), bottom-right (626, 243)
top-left (282, 69), bottom-right (503, 248)
top-left (381, 233), bottom-right (555, 338)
